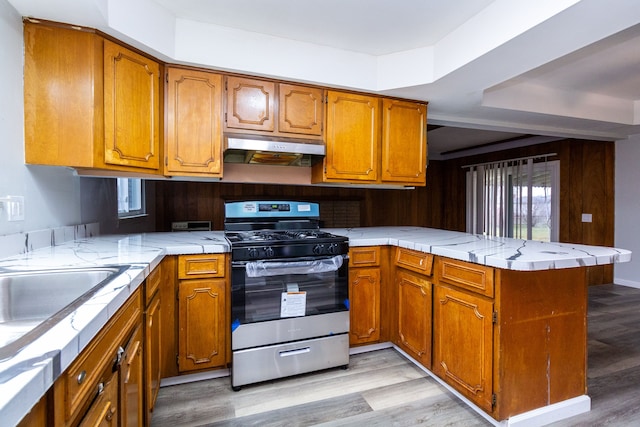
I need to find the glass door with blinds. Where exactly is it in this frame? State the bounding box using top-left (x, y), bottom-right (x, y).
top-left (465, 158), bottom-right (559, 242)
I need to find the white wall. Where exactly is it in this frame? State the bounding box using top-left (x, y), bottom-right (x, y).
top-left (615, 134), bottom-right (640, 287)
top-left (0, 0), bottom-right (139, 238)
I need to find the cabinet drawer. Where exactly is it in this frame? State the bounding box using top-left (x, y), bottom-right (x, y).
top-left (145, 264), bottom-right (162, 305)
top-left (436, 257), bottom-right (494, 297)
top-left (63, 290), bottom-right (141, 421)
top-left (349, 246), bottom-right (381, 267)
top-left (178, 254), bottom-right (226, 279)
top-left (77, 371), bottom-right (118, 427)
top-left (395, 247), bottom-right (433, 275)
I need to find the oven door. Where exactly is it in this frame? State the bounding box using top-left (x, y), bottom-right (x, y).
top-left (231, 255), bottom-right (348, 327)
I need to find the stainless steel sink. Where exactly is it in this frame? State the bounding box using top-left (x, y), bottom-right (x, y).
top-left (0, 265), bottom-right (130, 361)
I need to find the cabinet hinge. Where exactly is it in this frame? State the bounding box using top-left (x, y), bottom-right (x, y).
top-left (165, 72), bottom-right (169, 83)
top-left (325, 95), bottom-right (328, 103)
top-left (492, 311), bottom-right (498, 323)
top-left (492, 393), bottom-right (497, 407)
top-left (224, 112), bottom-right (227, 123)
top-left (165, 157), bottom-right (168, 166)
top-left (176, 354), bottom-right (179, 367)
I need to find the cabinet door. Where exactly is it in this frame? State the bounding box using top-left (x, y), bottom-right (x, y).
top-left (381, 99), bottom-right (427, 184)
top-left (397, 271), bottom-right (431, 367)
top-left (226, 76), bottom-right (275, 132)
top-left (145, 293), bottom-right (161, 419)
top-left (166, 68), bottom-right (223, 176)
top-left (278, 84), bottom-right (324, 136)
top-left (349, 267), bottom-right (380, 345)
top-left (103, 40), bottom-right (160, 170)
top-left (178, 279), bottom-right (227, 372)
top-left (324, 91), bottom-right (379, 182)
top-left (121, 325), bottom-right (144, 427)
top-left (433, 284), bottom-right (494, 412)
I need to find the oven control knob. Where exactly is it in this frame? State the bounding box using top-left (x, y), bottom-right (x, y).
top-left (247, 248), bottom-right (259, 259)
top-left (327, 243), bottom-right (338, 254)
top-left (313, 244), bottom-right (325, 255)
top-left (264, 247), bottom-right (275, 257)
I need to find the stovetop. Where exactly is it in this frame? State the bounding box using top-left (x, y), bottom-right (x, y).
top-left (225, 229), bottom-right (349, 261)
top-left (225, 229), bottom-right (341, 243)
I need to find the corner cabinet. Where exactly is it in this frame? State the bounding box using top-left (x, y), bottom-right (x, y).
top-left (24, 21), bottom-right (161, 174)
top-left (165, 67), bottom-right (224, 177)
top-left (312, 90), bottom-right (428, 186)
top-left (177, 254), bottom-right (229, 372)
top-left (348, 247), bottom-right (382, 345)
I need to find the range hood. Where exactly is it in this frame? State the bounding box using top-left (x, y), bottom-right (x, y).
top-left (224, 135), bottom-right (325, 167)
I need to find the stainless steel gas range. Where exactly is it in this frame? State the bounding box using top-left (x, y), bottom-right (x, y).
top-left (224, 201), bottom-right (350, 390)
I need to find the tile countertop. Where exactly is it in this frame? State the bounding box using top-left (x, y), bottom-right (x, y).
top-left (326, 226), bottom-right (632, 271)
top-left (0, 231), bottom-right (229, 426)
top-left (0, 227), bottom-right (631, 425)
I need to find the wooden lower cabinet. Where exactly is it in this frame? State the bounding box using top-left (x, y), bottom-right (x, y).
top-left (178, 278), bottom-right (227, 372)
top-left (121, 325), bottom-right (144, 426)
top-left (348, 267), bottom-right (381, 345)
top-left (433, 284), bottom-right (494, 412)
top-left (348, 247), bottom-right (382, 345)
top-left (52, 289), bottom-right (142, 426)
top-left (396, 270), bottom-right (432, 367)
top-left (145, 290), bottom-right (161, 420)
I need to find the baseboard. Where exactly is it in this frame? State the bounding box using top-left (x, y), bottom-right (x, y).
top-left (392, 344), bottom-right (590, 427)
top-left (614, 278), bottom-right (640, 289)
top-left (160, 368), bottom-right (230, 387)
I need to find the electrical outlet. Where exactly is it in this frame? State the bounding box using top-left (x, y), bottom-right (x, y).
top-left (581, 213), bottom-right (592, 223)
top-left (1, 196), bottom-right (25, 221)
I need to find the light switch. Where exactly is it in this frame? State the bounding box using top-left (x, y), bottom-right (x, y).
top-left (581, 213), bottom-right (592, 223)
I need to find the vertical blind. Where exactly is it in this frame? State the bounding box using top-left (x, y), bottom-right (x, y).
top-left (465, 154), bottom-right (556, 240)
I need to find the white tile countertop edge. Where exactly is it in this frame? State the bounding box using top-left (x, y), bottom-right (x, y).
top-left (0, 228), bottom-right (631, 425)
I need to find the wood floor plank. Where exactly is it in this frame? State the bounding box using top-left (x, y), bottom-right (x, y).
top-left (152, 284), bottom-right (640, 427)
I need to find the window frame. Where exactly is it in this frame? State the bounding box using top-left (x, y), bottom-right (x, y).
top-left (117, 178), bottom-right (146, 219)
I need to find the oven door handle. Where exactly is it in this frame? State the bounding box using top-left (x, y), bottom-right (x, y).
top-left (279, 347), bottom-right (311, 357)
top-left (244, 255), bottom-right (344, 277)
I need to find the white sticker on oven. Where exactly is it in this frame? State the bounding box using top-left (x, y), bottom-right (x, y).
top-left (281, 291), bottom-right (306, 317)
top-left (297, 204), bottom-right (311, 212)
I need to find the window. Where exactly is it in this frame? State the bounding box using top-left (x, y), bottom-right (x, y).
top-left (466, 158), bottom-right (559, 242)
top-left (117, 178), bottom-right (146, 218)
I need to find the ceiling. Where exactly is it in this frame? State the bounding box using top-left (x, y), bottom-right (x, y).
top-left (8, 0), bottom-right (640, 159)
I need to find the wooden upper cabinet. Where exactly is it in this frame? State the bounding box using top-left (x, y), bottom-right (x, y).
top-left (381, 99), bottom-right (427, 184)
top-left (278, 83), bottom-right (324, 136)
top-left (225, 76), bottom-right (324, 140)
top-left (316, 91), bottom-right (379, 182)
top-left (23, 21), bottom-right (162, 174)
top-left (103, 40), bottom-right (160, 170)
top-left (225, 76), bottom-right (275, 132)
top-left (312, 91), bottom-right (428, 186)
top-left (166, 68), bottom-right (223, 176)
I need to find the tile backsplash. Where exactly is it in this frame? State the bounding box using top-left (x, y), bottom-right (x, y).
top-left (0, 222), bottom-right (100, 259)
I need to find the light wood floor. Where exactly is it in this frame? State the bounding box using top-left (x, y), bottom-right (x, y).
top-left (151, 284), bottom-right (640, 427)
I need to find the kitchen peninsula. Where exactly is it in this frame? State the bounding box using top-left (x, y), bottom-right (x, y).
top-left (0, 227), bottom-right (630, 426)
